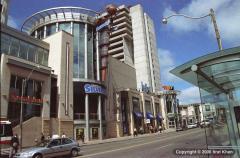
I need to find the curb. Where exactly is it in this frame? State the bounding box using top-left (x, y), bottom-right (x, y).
top-left (79, 129), bottom-right (176, 146)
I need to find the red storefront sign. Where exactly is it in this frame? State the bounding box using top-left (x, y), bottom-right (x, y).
top-left (9, 95), bottom-right (44, 104)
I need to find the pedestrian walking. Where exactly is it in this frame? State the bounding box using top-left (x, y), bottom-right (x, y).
top-left (9, 134), bottom-right (19, 158)
top-left (61, 132), bottom-right (66, 138)
top-left (80, 133), bottom-right (85, 143)
top-left (159, 125), bottom-right (162, 133)
top-left (133, 128), bottom-right (138, 136)
top-left (40, 132), bottom-right (45, 146)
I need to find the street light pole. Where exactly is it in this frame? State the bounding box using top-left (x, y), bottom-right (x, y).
top-left (19, 65), bottom-right (40, 151)
top-left (162, 8), bottom-right (223, 51)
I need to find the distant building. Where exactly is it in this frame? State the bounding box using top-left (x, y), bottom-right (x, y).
top-left (130, 5), bottom-right (161, 92)
top-left (179, 103), bottom-right (201, 128)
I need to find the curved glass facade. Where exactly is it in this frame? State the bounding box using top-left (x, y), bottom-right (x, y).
top-left (31, 20), bottom-right (95, 80)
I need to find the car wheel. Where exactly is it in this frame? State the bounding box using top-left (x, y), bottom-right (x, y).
top-left (71, 149), bottom-right (78, 157)
top-left (33, 154), bottom-right (42, 158)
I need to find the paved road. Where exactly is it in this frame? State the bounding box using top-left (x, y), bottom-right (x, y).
top-left (78, 128), bottom-right (207, 158)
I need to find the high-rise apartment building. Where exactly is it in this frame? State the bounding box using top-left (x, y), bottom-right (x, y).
top-left (130, 4), bottom-right (161, 92)
top-left (107, 5), bottom-right (134, 67)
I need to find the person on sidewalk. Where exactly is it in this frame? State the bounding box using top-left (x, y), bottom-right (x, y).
top-left (40, 132), bottom-right (45, 146)
top-left (80, 134), bottom-right (85, 143)
top-left (133, 128), bottom-right (138, 136)
top-left (61, 132), bottom-right (66, 138)
top-left (9, 134), bottom-right (19, 158)
top-left (159, 125), bottom-right (162, 133)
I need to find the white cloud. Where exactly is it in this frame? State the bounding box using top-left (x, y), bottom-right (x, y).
top-left (163, 0), bottom-right (240, 44)
top-left (7, 16), bottom-right (18, 29)
top-left (158, 48), bottom-right (179, 82)
top-left (178, 86), bottom-right (201, 105)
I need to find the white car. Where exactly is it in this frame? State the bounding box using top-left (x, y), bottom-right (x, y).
top-left (200, 120), bottom-right (211, 128)
top-left (187, 123), bottom-right (198, 129)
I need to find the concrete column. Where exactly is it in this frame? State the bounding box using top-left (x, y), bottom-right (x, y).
top-left (43, 25), bottom-right (47, 38)
top-left (56, 22), bottom-right (59, 32)
top-left (96, 32), bottom-right (100, 80)
top-left (130, 100), bottom-right (134, 135)
top-left (85, 94), bottom-right (89, 141)
top-left (98, 96), bottom-right (102, 140)
top-left (70, 22), bottom-right (73, 35)
top-left (84, 24), bottom-right (88, 79)
top-left (152, 97), bottom-right (157, 127)
top-left (34, 31), bottom-right (37, 38)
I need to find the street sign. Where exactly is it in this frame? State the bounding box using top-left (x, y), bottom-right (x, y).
top-left (96, 19), bottom-right (110, 31)
top-left (145, 119), bottom-right (150, 124)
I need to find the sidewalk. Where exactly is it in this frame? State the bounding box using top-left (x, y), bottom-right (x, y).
top-left (78, 128), bottom-right (176, 146)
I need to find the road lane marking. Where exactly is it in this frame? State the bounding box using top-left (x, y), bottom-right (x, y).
top-left (79, 130), bottom-right (202, 157)
top-left (152, 144), bottom-right (172, 150)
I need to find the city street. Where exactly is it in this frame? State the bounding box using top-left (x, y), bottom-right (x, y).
top-left (78, 128), bottom-right (207, 158)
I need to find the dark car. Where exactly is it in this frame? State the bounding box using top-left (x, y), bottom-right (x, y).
top-left (14, 137), bottom-right (80, 158)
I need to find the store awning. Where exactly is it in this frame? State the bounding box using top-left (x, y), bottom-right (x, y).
top-left (146, 112), bottom-right (154, 119)
top-left (156, 114), bottom-right (163, 121)
top-left (134, 112), bottom-right (143, 118)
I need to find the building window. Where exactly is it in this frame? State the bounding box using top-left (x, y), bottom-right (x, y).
top-left (59, 23), bottom-right (71, 33)
top-left (8, 75), bottom-right (43, 126)
top-left (19, 41), bottom-right (28, 59)
top-left (1, 33), bottom-right (11, 54)
top-left (132, 97), bottom-right (140, 112)
top-left (205, 105), bottom-right (210, 111)
top-left (73, 23), bottom-right (85, 78)
top-left (1, 33), bottom-right (49, 66)
top-left (46, 24), bottom-right (56, 37)
top-left (145, 100), bottom-right (151, 112)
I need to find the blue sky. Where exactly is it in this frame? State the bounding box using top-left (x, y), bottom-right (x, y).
top-left (8, 0), bottom-right (240, 104)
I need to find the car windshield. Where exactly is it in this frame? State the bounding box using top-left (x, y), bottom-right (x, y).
top-left (37, 139), bottom-right (51, 147)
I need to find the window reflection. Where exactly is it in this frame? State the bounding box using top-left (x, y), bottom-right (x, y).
top-left (59, 23), bottom-right (71, 33)
top-left (46, 24), bottom-right (56, 37)
top-left (1, 33), bottom-right (49, 66)
top-left (8, 75), bottom-right (43, 125)
top-left (19, 41), bottom-right (28, 59)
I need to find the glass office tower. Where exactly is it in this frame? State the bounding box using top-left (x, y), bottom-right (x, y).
top-left (22, 7), bottom-right (106, 141)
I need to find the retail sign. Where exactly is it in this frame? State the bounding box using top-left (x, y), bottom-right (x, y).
top-left (84, 84), bottom-right (106, 95)
top-left (145, 119), bottom-right (150, 124)
top-left (163, 85), bottom-right (174, 90)
top-left (9, 95), bottom-right (44, 105)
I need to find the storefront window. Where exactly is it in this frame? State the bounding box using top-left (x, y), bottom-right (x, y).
top-left (8, 75), bottom-right (43, 125)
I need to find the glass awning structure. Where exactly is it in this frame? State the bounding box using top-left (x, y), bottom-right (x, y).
top-left (170, 46), bottom-right (240, 94)
top-left (21, 6), bottom-right (99, 33)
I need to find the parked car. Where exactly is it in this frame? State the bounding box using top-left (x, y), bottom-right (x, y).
top-left (200, 120), bottom-right (211, 128)
top-left (187, 123), bottom-right (198, 129)
top-left (14, 137), bottom-right (80, 158)
top-left (176, 126), bottom-right (183, 132)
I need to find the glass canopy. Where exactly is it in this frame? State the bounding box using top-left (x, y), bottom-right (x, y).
top-left (171, 46), bottom-right (240, 157)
